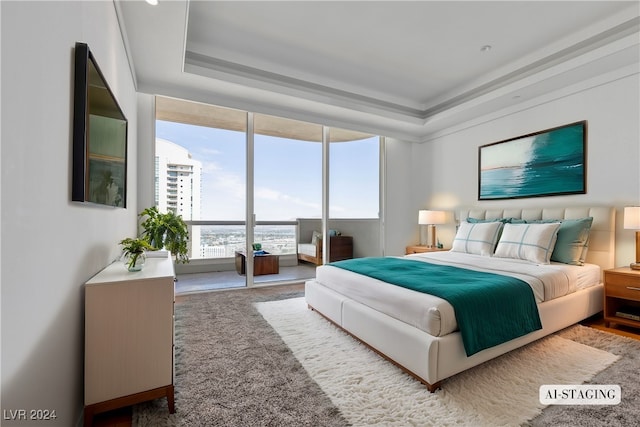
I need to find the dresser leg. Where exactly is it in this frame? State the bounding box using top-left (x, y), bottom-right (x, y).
top-left (167, 385), bottom-right (175, 414)
top-left (83, 407), bottom-right (94, 427)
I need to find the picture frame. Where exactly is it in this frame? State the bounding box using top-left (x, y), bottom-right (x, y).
top-left (478, 121), bottom-right (586, 200)
top-left (72, 42), bottom-right (128, 208)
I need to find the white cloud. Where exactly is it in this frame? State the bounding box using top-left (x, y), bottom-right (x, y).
top-left (255, 186), bottom-right (320, 211)
top-left (200, 147), bottom-right (222, 156)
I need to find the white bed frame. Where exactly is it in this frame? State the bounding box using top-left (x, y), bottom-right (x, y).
top-left (305, 206), bottom-right (615, 391)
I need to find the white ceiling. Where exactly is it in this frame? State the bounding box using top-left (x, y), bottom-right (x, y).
top-left (117, 1), bottom-right (640, 141)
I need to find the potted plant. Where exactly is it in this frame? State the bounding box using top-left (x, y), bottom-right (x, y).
top-left (139, 206), bottom-right (190, 264)
top-left (120, 237), bottom-right (155, 271)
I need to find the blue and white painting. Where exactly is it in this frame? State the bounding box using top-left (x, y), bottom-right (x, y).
top-left (479, 122), bottom-right (586, 200)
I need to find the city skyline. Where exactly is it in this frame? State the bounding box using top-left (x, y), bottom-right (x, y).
top-left (198, 224), bottom-right (297, 258)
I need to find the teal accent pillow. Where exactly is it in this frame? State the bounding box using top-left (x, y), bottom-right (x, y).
top-left (524, 217), bottom-right (593, 265)
top-left (466, 217), bottom-right (510, 223)
top-left (553, 217), bottom-right (593, 265)
top-left (466, 217), bottom-right (526, 224)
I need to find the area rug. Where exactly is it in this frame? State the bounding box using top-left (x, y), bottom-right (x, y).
top-left (133, 285), bottom-right (640, 426)
top-left (256, 298), bottom-right (619, 426)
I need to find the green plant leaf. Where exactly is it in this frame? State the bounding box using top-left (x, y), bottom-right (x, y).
top-left (138, 206), bottom-right (190, 263)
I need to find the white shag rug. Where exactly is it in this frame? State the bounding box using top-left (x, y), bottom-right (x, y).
top-left (256, 297), bottom-right (618, 427)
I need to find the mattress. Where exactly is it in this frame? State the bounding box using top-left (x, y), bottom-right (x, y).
top-left (314, 251), bottom-right (601, 338)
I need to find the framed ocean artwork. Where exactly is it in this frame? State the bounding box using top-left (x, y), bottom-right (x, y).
top-left (478, 121), bottom-right (586, 200)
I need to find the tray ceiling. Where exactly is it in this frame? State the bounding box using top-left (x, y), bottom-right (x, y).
top-left (117, 1), bottom-right (639, 141)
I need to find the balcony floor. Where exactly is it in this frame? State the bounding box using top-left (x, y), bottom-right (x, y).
top-left (175, 262), bottom-right (317, 295)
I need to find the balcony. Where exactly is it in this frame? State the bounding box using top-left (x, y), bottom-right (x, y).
top-left (174, 218), bottom-right (380, 294)
top-left (176, 220), bottom-right (313, 293)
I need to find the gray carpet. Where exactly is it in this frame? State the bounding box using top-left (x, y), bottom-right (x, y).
top-left (134, 284), bottom-right (348, 427)
top-left (134, 284), bottom-right (640, 426)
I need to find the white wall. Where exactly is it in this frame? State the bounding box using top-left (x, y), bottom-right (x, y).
top-left (1, 2), bottom-right (137, 425)
top-left (409, 71), bottom-right (640, 266)
top-left (137, 93), bottom-right (156, 212)
top-left (383, 138), bottom-right (416, 256)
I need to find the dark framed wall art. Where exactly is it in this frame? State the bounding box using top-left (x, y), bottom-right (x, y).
top-left (72, 42), bottom-right (128, 207)
top-left (478, 121), bottom-right (586, 200)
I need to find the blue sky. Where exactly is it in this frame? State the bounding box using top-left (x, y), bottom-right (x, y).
top-left (156, 120), bottom-right (379, 220)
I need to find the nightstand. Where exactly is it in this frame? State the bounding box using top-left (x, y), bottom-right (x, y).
top-left (405, 245), bottom-right (448, 255)
top-left (603, 267), bottom-right (640, 329)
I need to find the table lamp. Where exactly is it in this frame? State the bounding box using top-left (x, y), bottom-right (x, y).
top-left (418, 210), bottom-right (446, 248)
top-left (624, 206), bottom-right (640, 270)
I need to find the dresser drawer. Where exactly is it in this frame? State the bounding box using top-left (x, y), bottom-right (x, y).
top-left (605, 272), bottom-right (640, 301)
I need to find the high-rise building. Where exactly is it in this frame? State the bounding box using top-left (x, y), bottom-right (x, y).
top-left (155, 138), bottom-right (202, 255)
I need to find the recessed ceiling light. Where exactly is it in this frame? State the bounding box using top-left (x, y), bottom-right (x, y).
top-left (146, 0), bottom-right (158, 5)
top-left (480, 45), bottom-right (492, 52)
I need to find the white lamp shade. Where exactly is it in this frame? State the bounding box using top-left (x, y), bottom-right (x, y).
top-left (624, 206), bottom-right (640, 229)
top-left (418, 210), bottom-right (446, 225)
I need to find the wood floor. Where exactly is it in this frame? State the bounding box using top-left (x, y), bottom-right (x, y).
top-left (581, 313), bottom-right (640, 340)
top-left (89, 313), bottom-right (639, 427)
top-left (91, 407), bottom-right (132, 427)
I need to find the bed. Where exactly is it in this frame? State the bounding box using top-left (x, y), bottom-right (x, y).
top-left (304, 206), bottom-right (615, 391)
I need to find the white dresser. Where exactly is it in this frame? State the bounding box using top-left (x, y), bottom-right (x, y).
top-left (83, 254), bottom-right (175, 426)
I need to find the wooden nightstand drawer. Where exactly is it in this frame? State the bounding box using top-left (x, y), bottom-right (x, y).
top-left (605, 270), bottom-right (640, 286)
top-left (604, 271), bottom-right (640, 301)
top-left (605, 283), bottom-right (640, 301)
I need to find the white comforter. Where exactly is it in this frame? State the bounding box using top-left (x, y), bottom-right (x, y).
top-left (314, 251), bottom-right (600, 337)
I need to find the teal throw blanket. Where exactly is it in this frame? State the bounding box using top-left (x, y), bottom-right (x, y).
top-left (330, 257), bottom-right (542, 356)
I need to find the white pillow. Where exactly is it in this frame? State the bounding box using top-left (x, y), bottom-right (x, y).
top-left (494, 223), bottom-right (561, 264)
top-left (451, 221), bottom-right (503, 256)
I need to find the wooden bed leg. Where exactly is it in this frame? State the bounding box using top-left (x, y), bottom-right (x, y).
top-left (426, 381), bottom-right (442, 393)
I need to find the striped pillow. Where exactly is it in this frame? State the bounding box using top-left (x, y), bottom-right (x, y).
top-left (451, 221), bottom-right (503, 256)
top-left (494, 223), bottom-right (561, 264)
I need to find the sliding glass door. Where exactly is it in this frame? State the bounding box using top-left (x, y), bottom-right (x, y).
top-left (253, 114), bottom-right (322, 285)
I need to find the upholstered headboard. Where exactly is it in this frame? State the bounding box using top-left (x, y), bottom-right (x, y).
top-left (457, 207), bottom-right (616, 271)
